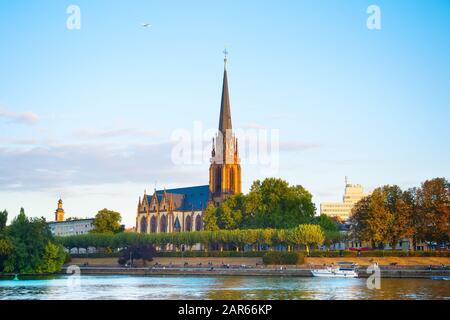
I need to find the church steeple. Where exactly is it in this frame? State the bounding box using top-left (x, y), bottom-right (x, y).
top-left (55, 198), bottom-right (65, 222)
top-left (209, 50), bottom-right (242, 205)
top-left (219, 48), bottom-right (232, 134)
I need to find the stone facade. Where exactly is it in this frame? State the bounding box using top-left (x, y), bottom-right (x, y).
top-left (136, 187), bottom-right (207, 234)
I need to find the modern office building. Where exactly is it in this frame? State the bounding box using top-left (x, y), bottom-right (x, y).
top-left (320, 178), bottom-right (365, 221)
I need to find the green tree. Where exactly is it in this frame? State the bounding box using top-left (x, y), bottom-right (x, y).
top-left (40, 241), bottom-right (66, 273)
top-left (217, 194), bottom-right (245, 230)
top-left (313, 214), bottom-right (338, 232)
top-left (203, 204), bottom-right (219, 231)
top-left (0, 238), bottom-right (13, 271)
top-left (288, 224), bottom-right (324, 255)
top-left (349, 195), bottom-right (372, 244)
top-left (244, 178), bottom-right (316, 229)
top-left (91, 209), bottom-right (123, 234)
top-left (2, 208), bottom-right (65, 274)
top-left (0, 209), bottom-right (7, 232)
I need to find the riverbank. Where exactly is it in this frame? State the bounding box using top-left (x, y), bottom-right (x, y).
top-left (60, 266), bottom-right (450, 279)
top-left (61, 256), bottom-right (450, 279)
top-left (69, 256), bottom-right (450, 267)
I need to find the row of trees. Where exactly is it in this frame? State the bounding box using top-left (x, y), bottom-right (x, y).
top-left (0, 209), bottom-right (67, 274)
top-left (57, 224), bottom-right (326, 254)
top-left (350, 178), bottom-right (450, 249)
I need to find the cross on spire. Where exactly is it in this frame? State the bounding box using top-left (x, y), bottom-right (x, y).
top-left (223, 47), bottom-right (228, 69)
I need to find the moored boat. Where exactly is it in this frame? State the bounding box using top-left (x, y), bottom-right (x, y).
top-left (431, 276), bottom-right (450, 281)
top-left (311, 262), bottom-right (358, 278)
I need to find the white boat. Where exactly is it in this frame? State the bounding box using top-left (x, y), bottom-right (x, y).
top-left (311, 262), bottom-right (358, 278)
top-left (431, 276), bottom-right (450, 281)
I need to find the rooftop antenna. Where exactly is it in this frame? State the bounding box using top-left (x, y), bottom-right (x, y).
top-left (345, 176), bottom-right (348, 186)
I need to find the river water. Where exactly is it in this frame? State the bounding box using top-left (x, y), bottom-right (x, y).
top-left (0, 275), bottom-right (449, 300)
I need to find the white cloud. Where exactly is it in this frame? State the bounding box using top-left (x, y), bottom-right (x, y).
top-left (0, 141), bottom-right (207, 192)
top-left (0, 107), bottom-right (39, 124)
top-left (241, 122), bottom-right (267, 130)
top-left (74, 128), bottom-right (158, 139)
top-left (279, 141), bottom-right (322, 152)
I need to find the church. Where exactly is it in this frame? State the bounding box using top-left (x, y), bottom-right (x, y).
top-left (136, 54), bottom-right (242, 234)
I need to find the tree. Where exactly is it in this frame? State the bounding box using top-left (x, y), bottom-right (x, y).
top-left (40, 241), bottom-right (67, 273)
top-left (217, 194), bottom-right (245, 230)
top-left (349, 195), bottom-right (372, 245)
top-left (289, 224), bottom-right (324, 255)
top-left (323, 230), bottom-right (345, 247)
top-left (244, 178), bottom-right (316, 229)
top-left (203, 204), bottom-right (219, 231)
top-left (118, 244), bottom-right (157, 267)
top-left (350, 189), bottom-right (391, 249)
top-left (0, 238), bottom-right (13, 271)
top-left (313, 214), bottom-right (338, 232)
top-left (368, 188), bottom-right (391, 248)
top-left (1, 208), bottom-right (65, 274)
top-left (385, 186), bottom-right (414, 248)
top-left (414, 178), bottom-right (450, 247)
top-left (91, 209), bottom-right (123, 234)
top-left (0, 210), bottom-right (7, 232)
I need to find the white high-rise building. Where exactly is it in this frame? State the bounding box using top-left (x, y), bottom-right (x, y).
top-left (320, 178), bottom-right (365, 221)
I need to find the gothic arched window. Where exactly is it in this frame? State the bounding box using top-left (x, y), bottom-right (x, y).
top-left (215, 168), bottom-right (222, 192)
top-left (229, 168), bottom-right (234, 191)
top-left (160, 215), bottom-right (167, 233)
top-left (185, 215), bottom-right (192, 232)
top-left (174, 217), bottom-right (181, 232)
top-left (150, 216), bottom-right (157, 233)
top-left (140, 216), bottom-right (148, 234)
top-left (195, 215), bottom-right (202, 231)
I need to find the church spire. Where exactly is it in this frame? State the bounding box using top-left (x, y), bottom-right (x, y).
top-left (209, 50), bottom-right (242, 205)
top-left (219, 48), bottom-right (232, 133)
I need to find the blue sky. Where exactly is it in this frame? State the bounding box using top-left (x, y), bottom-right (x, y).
top-left (1, 0), bottom-right (449, 227)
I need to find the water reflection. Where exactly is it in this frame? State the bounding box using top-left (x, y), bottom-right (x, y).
top-left (0, 275), bottom-right (448, 300)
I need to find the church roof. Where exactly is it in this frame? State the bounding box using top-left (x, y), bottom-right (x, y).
top-left (146, 185), bottom-right (210, 211)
